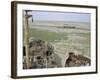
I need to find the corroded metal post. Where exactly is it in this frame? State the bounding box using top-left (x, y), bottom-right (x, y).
top-left (24, 10), bottom-right (33, 69)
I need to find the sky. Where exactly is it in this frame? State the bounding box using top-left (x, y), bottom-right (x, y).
top-left (28, 10), bottom-right (91, 23)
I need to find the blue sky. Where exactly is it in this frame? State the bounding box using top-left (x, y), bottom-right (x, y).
top-left (30, 10), bottom-right (91, 23)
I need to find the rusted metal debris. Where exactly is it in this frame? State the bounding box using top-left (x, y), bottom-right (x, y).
top-left (23, 40), bottom-right (61, 69)
top-left (65, 52), bottom-right (91, 67)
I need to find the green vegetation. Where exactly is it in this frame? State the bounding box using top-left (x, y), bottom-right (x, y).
top-left (29, 28), bottom-right (90, 57)
top-left (29, 28), bottom-right (68, 42)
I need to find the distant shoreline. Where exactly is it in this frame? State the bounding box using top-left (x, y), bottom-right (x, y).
top-left (28, 20), bottom-right (90, 30)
